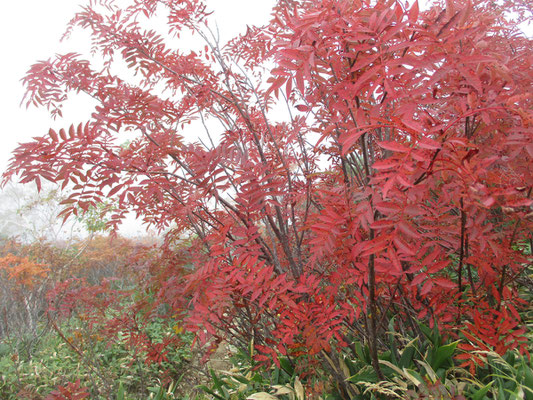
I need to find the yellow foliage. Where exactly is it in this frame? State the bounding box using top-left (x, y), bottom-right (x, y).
top-left (0, 254), bottom-right (49, 288)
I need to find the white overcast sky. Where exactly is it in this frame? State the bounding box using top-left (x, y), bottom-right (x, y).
top-left (0, 0), bottom-right (276, 174)
top-left (0, 1), bottom-right (529, 238)
top-left (1, 1), bottom-right (530, 178)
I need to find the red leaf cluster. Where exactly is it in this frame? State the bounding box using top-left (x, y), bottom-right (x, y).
top-left (4, 0), bottom-right (532, 378)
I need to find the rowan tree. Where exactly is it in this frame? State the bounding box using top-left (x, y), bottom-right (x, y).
top-left (4, 0), bottom-right (532, 392)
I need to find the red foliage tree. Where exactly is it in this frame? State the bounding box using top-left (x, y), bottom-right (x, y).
top-left (5, 0), bottom-right (532, 388)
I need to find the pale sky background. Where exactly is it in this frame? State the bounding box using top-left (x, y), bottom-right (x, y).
top-left (2, 0), bottom-right (529, 173)
top-left (0, 1), bottom-right (529, 238)
top-left (0, 0), bottom-right (276, 173)
top-left (0, 0), bottom-right (275, 237)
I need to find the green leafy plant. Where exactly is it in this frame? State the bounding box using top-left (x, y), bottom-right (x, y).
top-left (199, 341), bottom-right (306, 400)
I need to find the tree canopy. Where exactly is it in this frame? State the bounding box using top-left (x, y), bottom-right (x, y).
top-left (4, 0), bottom-right (532, 392)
